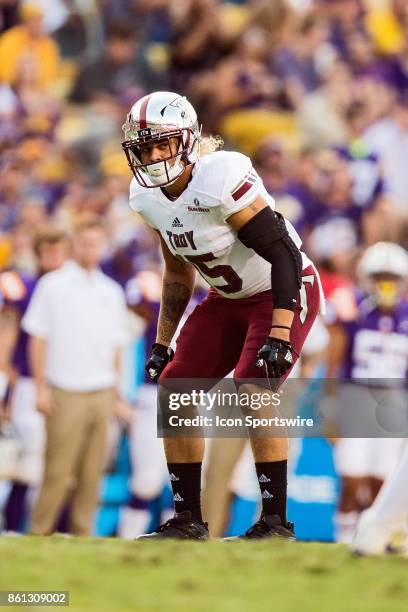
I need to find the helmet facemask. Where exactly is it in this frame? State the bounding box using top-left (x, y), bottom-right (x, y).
top-left (122, 120), bottom-right (201, 188)
top-left (370, 273), bottom-right (404, 310)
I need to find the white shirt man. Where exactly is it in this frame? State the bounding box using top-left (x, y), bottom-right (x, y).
top-left (22, 260), bottom-right (129, 391)
top-left (21, 219), bottom-right (129, 536)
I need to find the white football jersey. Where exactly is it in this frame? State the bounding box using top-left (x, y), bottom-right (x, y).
top-left (129, 151), bottom-right (312, 299)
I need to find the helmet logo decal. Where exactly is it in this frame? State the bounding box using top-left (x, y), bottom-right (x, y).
top-left (160, 96), bottom-right (184, 117)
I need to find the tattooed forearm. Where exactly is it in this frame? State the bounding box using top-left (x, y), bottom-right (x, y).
top-left (156, 280), bottom-right (192, 345)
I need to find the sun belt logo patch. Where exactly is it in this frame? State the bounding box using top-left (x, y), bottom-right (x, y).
top-left (187, 199), bottom-right (210, 213)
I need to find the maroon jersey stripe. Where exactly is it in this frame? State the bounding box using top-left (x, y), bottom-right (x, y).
top-left (139, 94), bottom-right (152, 129)
top-left (232, 180), bottom-right (253, 201)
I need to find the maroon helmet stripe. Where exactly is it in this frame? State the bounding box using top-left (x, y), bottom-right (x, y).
top-left (232, 180), bottom-right (253, 201)
top-left (139, 94), bottom-right (152, 129)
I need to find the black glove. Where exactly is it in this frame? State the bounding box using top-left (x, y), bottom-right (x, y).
top-left (145, 343), bottom-right (174, 382)
top-left (255, 337), bottom-right (299, 381)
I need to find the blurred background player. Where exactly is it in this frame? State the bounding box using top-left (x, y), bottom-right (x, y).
top-left (332, 242), bottom-right (408, 543)
top-left (0, 225), bottom-right (67, 532)
top-left (118, 267), bottom-right (170, 539)
top-left (119, 267), bottom-right (207, 539)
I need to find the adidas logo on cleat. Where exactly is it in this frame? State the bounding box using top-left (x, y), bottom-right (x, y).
top-left (259, 474), bottom-right (271, 483)
top-left (173, 493), bottom-right (184, 502)
top-left (169, 473), bottom-right (179, 481)
top-left (262, 490), bottom-right (274, 499)
top-left (172, 217), bottom-right (183, 228)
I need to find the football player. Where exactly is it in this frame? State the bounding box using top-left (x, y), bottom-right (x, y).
top-left (333, 242), bottom-right (408, 543)
top-left (121, 91), bottom-right (324, 540)
top-left (0, 225), bottom-right (67, 532)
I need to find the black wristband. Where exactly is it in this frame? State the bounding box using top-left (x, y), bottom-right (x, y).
top-left (152, 342), bottom-right (170, 354)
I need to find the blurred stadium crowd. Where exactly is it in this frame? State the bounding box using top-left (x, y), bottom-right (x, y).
top-left (1, 0), bottom-right (408, 540)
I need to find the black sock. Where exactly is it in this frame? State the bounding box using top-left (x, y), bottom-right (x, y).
top-left (167, 462), bottom-right (202, 522)
top-left (255, 460), bottom-right (287, 524)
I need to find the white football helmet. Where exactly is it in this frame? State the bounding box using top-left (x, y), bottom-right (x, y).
top-left (358, 242), bottom-right (408, 279)
top-left (358, 242), bottom-right (408, 308)
top-left (122, 91), bottom-right (201, 188)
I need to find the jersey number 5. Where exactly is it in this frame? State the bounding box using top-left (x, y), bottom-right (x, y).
top-left (185, 252), bottom-right (243, 295)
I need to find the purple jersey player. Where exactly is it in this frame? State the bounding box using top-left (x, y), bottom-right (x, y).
top-left (342, 297), bottom-right (408, 382)
top-left (0, 226), bottom-right (67, 533)
top-left (333, 242), bottom-right (408, 544)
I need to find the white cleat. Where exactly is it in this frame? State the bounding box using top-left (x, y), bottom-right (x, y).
top-left (351, 509), bottom-right (407, 556)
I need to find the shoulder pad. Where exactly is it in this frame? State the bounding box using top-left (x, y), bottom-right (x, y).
top-left (194, 150), bottom-right (261, 209)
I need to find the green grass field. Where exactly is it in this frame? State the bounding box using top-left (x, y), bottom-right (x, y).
top-left (0, 536), bottom-right (407, 612)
